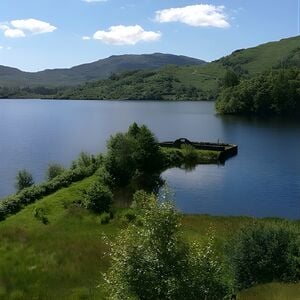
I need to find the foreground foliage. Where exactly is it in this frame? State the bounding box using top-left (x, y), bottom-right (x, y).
top-left (104, 193), bottom-right (230, 300)
top-left (0, 175), bottom-right (299, 299)
top-left (227, 222), bottom-right (300, 290)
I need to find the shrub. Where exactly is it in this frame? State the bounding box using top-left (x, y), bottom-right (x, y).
top-left (227, 222), bottom-right (300, 289)
top-left (71, 152), bottom-right (103, 170)
top-left (33, 207), bottom-right (49, 225)
top-left (100, 212), bottom-right (111, 225)
top-left (84, 182), bottom-right (112, 214)
top-left (105, 123), bottom-right (164, 188)
top-left (46, 163), bottom-right (65, 180)
top-left (181, 144), bottom-right (198, 169)
top-left (0, 162), bottom-right (98, 221)
top-left (161, 148), bottom-right (184, 168)
top-left (104, 197), bottom-right (230, 299)
top-left (15, 169), bottom-right (34, 192)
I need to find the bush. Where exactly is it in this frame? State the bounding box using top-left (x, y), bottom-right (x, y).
top-left (71, 152), bottom-right (103, 170)
top-left (100, 212), bottom-right (111, 225)
top-left (33, 207), bottom-right (49, 225)
top-left (227, 222), bottom-right (300, 289)
top-left (84, 182), bottom-right (112, 214)
top-left (15, 169), bottom-right (34, 192)
top-left (0, 163), bottom-right (99, 221)
top-left (46, 163), bottom-right (65, 180)
top-left (181, 144), bottom-right (198, 169)
top-left (104, 197), bottom-right (230, 299)
top-left (105, 123), bottom-right (164, 188)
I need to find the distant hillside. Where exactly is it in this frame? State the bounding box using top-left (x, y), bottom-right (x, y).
top-left (0, 53), bottom-right (205, 87)
top-left (160, 35), bottom-right (300, 95)
top-left (61, 36), bottom-right (300, 100)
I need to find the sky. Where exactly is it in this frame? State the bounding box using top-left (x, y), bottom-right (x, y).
top-left (0, 0), bottom-right (299, 71)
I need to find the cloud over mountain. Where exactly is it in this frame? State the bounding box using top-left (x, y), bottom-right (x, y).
top-left (85, 25), bottom-right (161, 45)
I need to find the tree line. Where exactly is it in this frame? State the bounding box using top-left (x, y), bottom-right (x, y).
top-left (216, 68), bottom-right (300, 116)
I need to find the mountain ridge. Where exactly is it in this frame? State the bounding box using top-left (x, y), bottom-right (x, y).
top-left (60, 35), bottom-right (300, 101)
top-left (0, 53), bottom-right (206, 87)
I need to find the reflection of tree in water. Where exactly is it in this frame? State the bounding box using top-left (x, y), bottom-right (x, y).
top-left (132, 171), bottom-right (165, 194)
top-left (181, 161), bottom-right (197, 172)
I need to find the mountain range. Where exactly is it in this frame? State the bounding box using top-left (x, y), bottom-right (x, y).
top-left (0, 35), bottom-right (299, 100)
top-left (61, 35), bottom-right (300, 100)
top-left (0, 53), bottom-right (205, 87)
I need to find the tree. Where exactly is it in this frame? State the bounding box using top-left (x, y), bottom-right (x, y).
top-left (105, 123), bottom-right (164, 188)
top-left (105, 132), bottom-right (138, 186)
top-left (216, 68), bottom-right (300, 116)
top-left (84, 181), bottom-right (112, 214)
top-left (223, 70), bottom-right (240, 88)
top-left (227, 222), bottom-right (300, 290)
top-left (104, 194), bottom-right (230, 299)
top-left (46, 163), bottom-right (65, 181)
top-left (15, 169), bottom-right (34, 192)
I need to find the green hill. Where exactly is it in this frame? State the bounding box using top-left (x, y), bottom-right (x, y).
top-left (61, 35), bottom-right (300, 100)
top-left (0, 53), bottom-right (205, 88)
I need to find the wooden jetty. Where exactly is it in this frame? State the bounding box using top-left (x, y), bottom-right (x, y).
top-left (159, 138), bottom-right (238, 163)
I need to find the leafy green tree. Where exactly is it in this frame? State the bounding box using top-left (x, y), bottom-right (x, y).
top-left (105, 123), bottom-right (164, 188)
top-left (104, 194), bottom-right (230, 299)
top-left (15, 169), bottom-right (34, 192)
top-left (217, 68), bottom-right (300, 116)
top-left (227, 222), bottom-right (300, 290)
top-left (84, 182), bottom-right (112, 214)
top-left (71, 152), bottom-right (97, 169)
top-left (46, 163), bottom-right (65, 181)
top-left (105, 132), bottom-right (138, 186)
top-left (223, 70), bottom-right (240, 88)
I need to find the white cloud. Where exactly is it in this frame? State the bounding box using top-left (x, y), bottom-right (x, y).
top-left (82, 36), bottom-right (91, 40)
top-left (155, 4), bottom-right (230, 28)
top-left (11, 19), bottom-right (56, 34)
top-left (0, 46), bottom-right (3, 50)
top-left (4, 28), bottom-right (26, 38)
top-left (90, 25), bottom-right (161, 45)
top-left (0, 24), bottom-right (9, 31)
top-left (0, 18), bottom-right (56, 38)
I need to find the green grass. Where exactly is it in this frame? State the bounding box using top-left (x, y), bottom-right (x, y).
top-left (239, 283), bottom-right (300, 300)
top-left (161, 146), bottom-right (221, 168)
top-left (0, 175), bottom-right (299, 299)
top-left (0, 175), bottom-right (116, 299)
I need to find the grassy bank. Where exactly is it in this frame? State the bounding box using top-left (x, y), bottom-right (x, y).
top-left (161, 146), bottom-right (221, 168)
top-left (0, 175), bottom-right (299, 299)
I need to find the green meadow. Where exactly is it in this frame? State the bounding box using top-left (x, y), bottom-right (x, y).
top-left (0, 174), bottom-right (299, 299)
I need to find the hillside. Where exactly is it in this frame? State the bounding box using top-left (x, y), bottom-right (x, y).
top-left (61, 35), bottom-right (300, 100)
top-left (0, 53), bottom-right (205, 88)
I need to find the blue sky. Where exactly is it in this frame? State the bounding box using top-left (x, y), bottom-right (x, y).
top-left (0, 0), bottom-right (299, 71)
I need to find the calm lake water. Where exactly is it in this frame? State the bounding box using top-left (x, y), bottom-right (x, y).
top-left (1, 99), bottom-right (300, 219)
